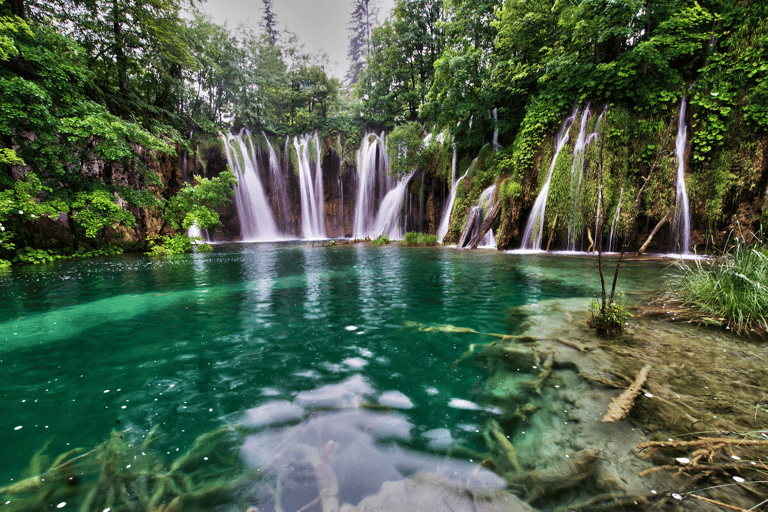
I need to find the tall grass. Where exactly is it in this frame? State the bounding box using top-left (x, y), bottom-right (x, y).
top-left (674, 232), bottom-right (768, 335)
top-left (402, 232), bottom-right (438, 246)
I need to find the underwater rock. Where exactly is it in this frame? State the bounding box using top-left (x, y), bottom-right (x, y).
top-left (242, 400), bottom-right (305, 428)
top-left (339, 471), bottom-right (537, 512)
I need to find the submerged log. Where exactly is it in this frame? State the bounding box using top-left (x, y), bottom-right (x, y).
top-left (602, 364), bottom-right (651, 422)
top-left (505, 448), bottom-right (602, 501)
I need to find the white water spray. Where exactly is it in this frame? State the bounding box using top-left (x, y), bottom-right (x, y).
top-left (221, 130), bottom-right (280, 241)
top-left (520, 107), bottom-right (579, 250)
top-left (437, 169), bottom-right (469, 243)
top-left (673, 98), bottom-right (691, 254)
top-left (608, 188), bottom-right (624, 252)
top-left (353, 133), bottom-right (395, 238)
top-left (370, 172), bottom-right (415, 239)
top-left (293, 132), bottom-right (326, 240)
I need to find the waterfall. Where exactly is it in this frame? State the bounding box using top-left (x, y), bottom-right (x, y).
top-left (352, 133), bottom-right (395, 238)
top-left (478, 185), bottom-right (497, 248)
top-left (566, 106), bottom-right (592, 251)
top-left (221, 130), bottom-right (281, 242)
top-left (370, 172), bottom-right (415, 239)
top-left (492, 108), bottom-right (500, 150)
top-left (608, 188), bottom-right (624, 252)
top-left (458, 185), bottom-right (497, 248)
top-left (673, 98), bottom-right (691, 254)
top-left (451, 147), bottom-right (457, 185)
top-left (520, 107), bottom-right (579, 250)
top-left (437, 169), bottom-right (469, 243)
top-left (293, 132), bottom-right (326, 240)
top-left (263, 132), bottom-right (292, 234)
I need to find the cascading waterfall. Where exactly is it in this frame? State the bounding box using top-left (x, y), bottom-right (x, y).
top-left (263, 132), bottom-right (292, 234)
top-left (520, 107), bottom-right (579, 250)
top-left (492, 108), bottom-right (500, 150)
top-left (293, 132), bottom-right (326, 240)
top-left (566, 106), bottom-right (593, 251)
top-left (608, 188), bottom-right (624, 252)
top-left (370, 171), bottom-right (415, 239)
top-left (673, 98), bottom-right (691, 254)
top-left (458, 184), bottom-right (496, 248)
top-left (353, 133), bottom-right (395, 239)
top-left (221, 130), bottom-right (281, 241)
top-left (478, 185), bottom-right (497, 248)
top-left (437, 169), bottom-right (469, 243)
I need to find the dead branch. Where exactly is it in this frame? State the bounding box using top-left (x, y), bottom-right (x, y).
top-left (603, 365), bottom-right (651, 422)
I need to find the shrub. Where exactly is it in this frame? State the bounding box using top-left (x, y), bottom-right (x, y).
top-left (588, 294), bottom-right (630, 335)
top-left (148, 234), bottom-right (193, 256)
top-left (371, 234), bottom-right (390, 246)
top-left (402, 232), bottom-right (438, 246)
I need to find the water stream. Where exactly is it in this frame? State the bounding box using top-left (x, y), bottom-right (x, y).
top-left (673, 98), bottom-right (692, 254)
top-left (221, 130), bottom-right (281, 241)
top-left (521, 107), bottom-right (579, 250)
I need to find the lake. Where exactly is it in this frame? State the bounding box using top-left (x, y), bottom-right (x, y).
top-left (0, 243), bottom-right (673, 511)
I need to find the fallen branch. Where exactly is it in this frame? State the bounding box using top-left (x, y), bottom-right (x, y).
top-left (637, 206), bottom-right (674, 256)
top-left (554, 337), bottom-right (589, 352)
top-left (690, 494), bottom-right (749, 511)
top-left (602, 364), bottom-right (651, 422)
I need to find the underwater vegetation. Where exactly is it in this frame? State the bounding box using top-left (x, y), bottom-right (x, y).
top-left (0, 426), bottom-right (250, 512)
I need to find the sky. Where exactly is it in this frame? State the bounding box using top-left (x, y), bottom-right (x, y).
top-left (198, 0), bottom-right (394, 80)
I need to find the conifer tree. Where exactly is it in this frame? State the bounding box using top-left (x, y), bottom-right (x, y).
top-left (261, 0), bottom-right (278, 46)
top-left (346, 0), bottom-right (377, 84)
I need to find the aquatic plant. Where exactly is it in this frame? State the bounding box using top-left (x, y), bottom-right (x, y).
top-left (672, 229), bottom-right (768, 335)
top-left (0, 426), bottom-right (249, 512)
top-left (371, 234), bottom-right (390, 245)
top-left (402, 232), bottom-right (438, 246)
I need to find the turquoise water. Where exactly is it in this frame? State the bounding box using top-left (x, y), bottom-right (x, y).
top-left (0, 244), bottom-right (670, 509)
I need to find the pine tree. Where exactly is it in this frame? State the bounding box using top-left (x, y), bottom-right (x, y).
top-left (261, 0), bottom-right (278, 46)
top-left (346, 0), bottom-right (377, 84)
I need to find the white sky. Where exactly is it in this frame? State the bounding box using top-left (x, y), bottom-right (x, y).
top-left (197, 0), bottom-right (394, 80)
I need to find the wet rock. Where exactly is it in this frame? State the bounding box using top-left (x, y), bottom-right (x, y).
top-left (339, 471), bottom-right (537, 512)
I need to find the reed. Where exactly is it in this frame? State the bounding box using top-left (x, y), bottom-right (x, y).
top-left (674, 230), bottom-right (768, 335)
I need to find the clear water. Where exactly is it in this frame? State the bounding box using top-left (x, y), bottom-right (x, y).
top-left (0, 244), bottom-right (670, 508)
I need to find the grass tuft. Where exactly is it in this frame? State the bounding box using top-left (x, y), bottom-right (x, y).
top-left (673, 230), bottom-right (768, 335)
top-left (402, 232), bottom-right (438, 246)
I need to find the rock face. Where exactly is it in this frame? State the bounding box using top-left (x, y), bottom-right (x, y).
top-left (339, 472), bottom-right (537, 512)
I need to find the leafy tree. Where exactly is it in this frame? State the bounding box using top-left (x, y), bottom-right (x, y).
top-left (357, 0), bottom-right (443, 125)
top-left (0, 15), bottom-right (172, 260)
top-left (149, 170), bottom-right (237, 255)
top-left (423, 0), bottom-right (502, 149)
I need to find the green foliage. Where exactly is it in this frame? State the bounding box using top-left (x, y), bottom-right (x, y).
top-left (0, 425), bottom-right (245, 512)
top-left (673, 230), bottom-right (768, 335)
top-left (72, 244), bottom-right (124, 258)
top-left (371, 234), bottom-right (390, 245)
top-left (72, 190), bottom-right (135, 238)
top-left (498, 178), bottom-right (521, 202)
top-left (588, 293), bottom-right (630, 335)
top-left (12, 246), bottom-right (63, 264)
top-left (163, 171), bottom-right (237, 231)
top-left (147, 233), bottom-right (193, 256)
top-left (402, 232), bottom-right (438, 246)
top-left (387, 122), bottom-right (427, 178)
